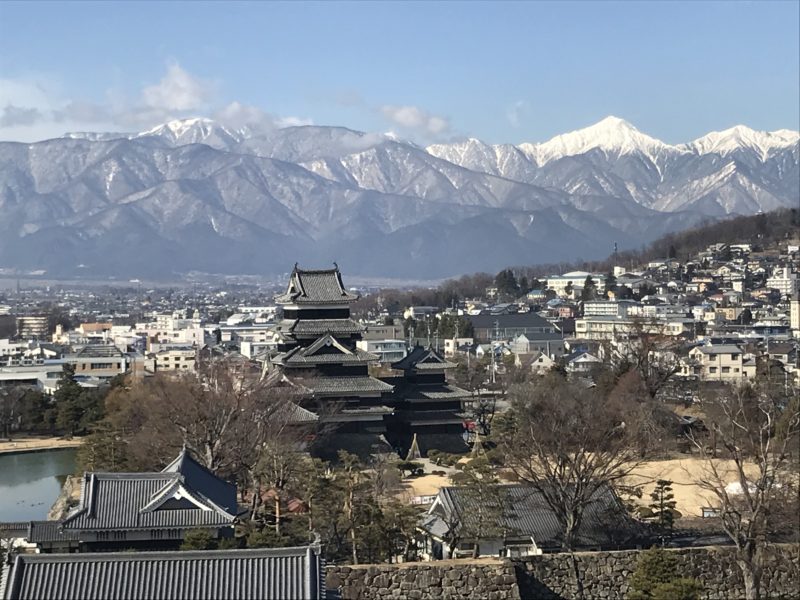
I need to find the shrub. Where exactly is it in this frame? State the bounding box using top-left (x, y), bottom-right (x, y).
top-left (628, 548), bottom-right (702, 600)
top-left (180, 529), bottom-right (216, 551)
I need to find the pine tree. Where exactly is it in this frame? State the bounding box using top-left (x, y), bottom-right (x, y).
top-left (649, 479), bottom-right (678, 534)
top-left (580, 276), bottom-right (597, 301)
top-left (629, 547), bottom-right (702, 600)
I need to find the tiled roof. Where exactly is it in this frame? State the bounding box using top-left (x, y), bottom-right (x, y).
top-left (295, 375), bottom-right (394, 396)
top-left (5, 546), bottom-right (325, 600)
top-left (697, 344), bottom-right (743, 354)
top-left (275, 266), bottom-right (358, 305)
top-left (392, 346), bottom-right (454, 371)
top-left (274, 319), bottom-right (364, 337)
top-left (405, 384), bottom-right (471, 402)
top-left (424, 483), bottom-right (640, 549)
top-left (62, 451), bottom-right (237, 532)
top-left (274, 333), bottom-right (379, 366)
top-left (161, 448), bottom-right (237, 513)
top-left (25, 521), bottom-right (80, 543)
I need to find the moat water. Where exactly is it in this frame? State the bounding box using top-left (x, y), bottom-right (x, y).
top-left (0, 448), bottom-right (78, 522)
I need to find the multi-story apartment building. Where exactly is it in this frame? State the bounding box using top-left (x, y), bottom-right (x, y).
top-left (575, 316), bottom-right (693, 341)
top-left (355, 339), bottom-right (408, 363)
top-left (154, 346), bottom-right (197, 372)
top-left (16, 315), bottom-right (49, 339)
top-left (766, 267), bottom-right (798, 298)
top-left (681, 344), bottom-right (756, 382)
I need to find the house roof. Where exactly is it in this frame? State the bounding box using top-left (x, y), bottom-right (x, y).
top-left (62, 450), bottom-right (237, 532)
top-left (467, 312), bottom-right (557, 333)
top-left (75, 344), bottom-right (125, 358)
top-left (275, 266), bottom-right (359, 305)
top-left (391, 346), bottom-right (455, 371)
top-left (5, 546), bottom-right (325, 600)
top-left (293, 375), bottom-right (394, 396)
top-left (274, 333), bottom-right (379, 366)
top-left (161, 448), bottom-right (237, 513)
top-left (695, 344), bottom-right (743, 355)
top-left (423, 483), bottom-right (639, 549)
top-left (274, 318), bottom-right (364, 338)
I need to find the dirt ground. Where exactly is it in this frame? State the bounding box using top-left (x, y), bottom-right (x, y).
top-left (0, 435), bottom-right (83, 454)
top-left (397, 455), bottom-right (756, 520)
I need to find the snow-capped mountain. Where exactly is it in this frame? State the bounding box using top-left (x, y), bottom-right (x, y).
top-left (0, 116), bottom-right (795, 280)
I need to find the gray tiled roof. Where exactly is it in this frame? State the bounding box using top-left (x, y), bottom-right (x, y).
top-left (424, 483), bottom-right (639, 549)
top-left (405, 384), bottom-right (471, 402)
top-left (275, 266), bottom-right (359, 305)
top-left (392, 346), bottom-right (453, 371)
top-left (62, 471), bottom-right (236, 531)
top-left (5, 546), bottom-right (325, 600)
top-left (275, 334), bottom-right (379, 366)
top-left (295, 375), bottom-right (394, 396)
top-left (161, 449), bottom-right (237, 513)
top-left (25, 521), bottom-right (80, 543)
top-left (275, 318), bottom-right (364, 337)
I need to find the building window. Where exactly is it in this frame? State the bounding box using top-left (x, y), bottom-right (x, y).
top-left (722, 367), bottom-right (730, 374)
top-left (731, 354), bottom-right (739, 360)
top-left (708, 354), bottom-right (717, 361)
top-left (709, 367), bottom-right (717, 374)
top-left (90, 363), bottom-right (114, 369)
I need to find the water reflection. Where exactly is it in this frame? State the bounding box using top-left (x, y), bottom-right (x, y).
top-left (0, 448), bottom-right (78, 522)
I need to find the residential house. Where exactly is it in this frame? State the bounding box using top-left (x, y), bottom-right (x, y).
top-left (682, 344), bottom-right (756, 382)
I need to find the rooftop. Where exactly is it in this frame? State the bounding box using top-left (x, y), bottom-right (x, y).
top-left (275, 265), bottom-right (359, 305)
top-left (5, 546), bottom-right (325, 600)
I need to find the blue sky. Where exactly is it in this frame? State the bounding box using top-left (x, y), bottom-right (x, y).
top-left (1, 0), bottom-right (798, 143)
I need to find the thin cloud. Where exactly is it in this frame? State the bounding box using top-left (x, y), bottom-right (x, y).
top-left (0, 105), bottom-right (43, 127)
top-left (506, 100), bottom-right (527, 128)
top-left (142, 62), bottom-right (215, 112)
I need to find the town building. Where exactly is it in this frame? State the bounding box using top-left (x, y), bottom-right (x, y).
top-left (15, 316), bottom-right (49, 340)
top-left (64, 344), bottom-right (127, 380)
top-left (355, 339), bottom-right (408, 363)
top-left (681, 344), bottom-right (757, 382)
top-left (468, 312), bottom-right (560, 343)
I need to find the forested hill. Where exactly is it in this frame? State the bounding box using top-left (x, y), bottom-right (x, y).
top-left (516, 207), bottom-right (800, 278)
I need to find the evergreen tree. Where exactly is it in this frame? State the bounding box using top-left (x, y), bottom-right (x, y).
top-left (54, 364), bottom-right (85, 436)
top-left (604, 271), bottom-right (617, 298)
top-left (649, 479), bottom-right (678, 534)
top-left (494, 269), bottom-right (519, 298)
top-left (180, 529), bottom-right (216, 550)
top-left (580, 276), bottom-right (597, 301)
top-left (629, 547), bottom-right (702, 600)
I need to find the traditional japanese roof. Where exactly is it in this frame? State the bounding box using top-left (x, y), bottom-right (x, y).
top-left (294, 375), bottom-right (394, 396)
top-left (62, 450), bottom-right (237, 532)
top-left (5, 546), bottom-right (326, 600)
top-left (274, 333), bottom-right (379, 366)
top-left (275, 265), bottom-right (359, 305)
top-left (161, 447), bottom-right (237, 513)
top-left (404, 384), bottom-right (471, 402)
top-left (423, 483), bottom-right (640, 549)
top-left (25, 521), bottom-right (80, 544)
top-left (274, 318), bottom-right (364, 338)
top-left (392, 346), bottom-right (455, 371)
top-left (395, 409), bottom-right (464, 426)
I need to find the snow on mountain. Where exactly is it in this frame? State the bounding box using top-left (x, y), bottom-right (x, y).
top-left (7, 115), bottom-right (796, 279)
top-left (685, 125), bottom-right (800, 160)
top-left (518, 116), bottom-right (683, 166)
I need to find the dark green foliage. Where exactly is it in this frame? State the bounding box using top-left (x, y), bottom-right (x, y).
top-left (581, 276), bottom-right (597, 301)
top-left (495, 269), bottom-right (520, 298)
top-left (396, 461), bottom-right (423, 476)
top-left (180, 529), bottom-right (216, 550)
top-left (649, 480), bottom-right (677, 533)
top-left (628, 547), bottom-right (703, 600)
top-left (54, 365), bottom-right (105, 436)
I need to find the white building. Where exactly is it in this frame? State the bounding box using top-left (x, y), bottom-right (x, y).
top-left (766, 267), bottom-right (798, 298)
top-left (356, 339), bottom-right (407, 363)
top-left (546, 272), bottom-right (605, 297)
top-left (682, 345), bottom-right (756, 382)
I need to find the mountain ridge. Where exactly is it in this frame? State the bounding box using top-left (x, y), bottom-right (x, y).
top-left (0, 116), bottom-right (796, 280)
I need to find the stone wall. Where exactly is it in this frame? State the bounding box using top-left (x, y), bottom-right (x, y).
top-left (326, 559), bottom-right (520, 600)
top-left (327, 545), bottom-right (800, 599)
top-left (515, 545), bottom-right (799, 600)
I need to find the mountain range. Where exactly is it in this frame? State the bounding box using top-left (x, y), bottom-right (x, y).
top-left (0, 116), bottom-right (797, 279)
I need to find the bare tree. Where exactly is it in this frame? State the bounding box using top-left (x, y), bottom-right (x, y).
top-left (687, 383), bottom-right (800, 599)
top-left (611, 318), bottom-right (682, 400)
top-left (500, 374), bottom-right (651, 551)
